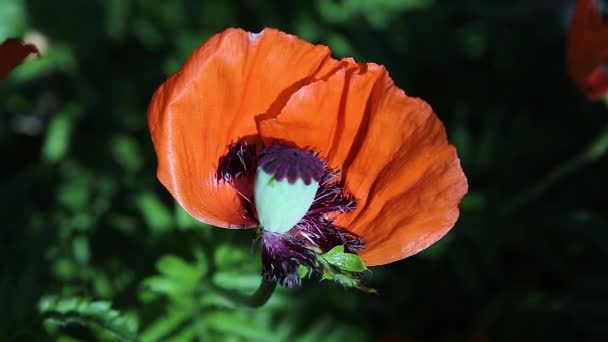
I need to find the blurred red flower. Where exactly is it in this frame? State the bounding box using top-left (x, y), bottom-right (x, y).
top-left (0, 38), bottom-right (39, 80)
top-left (567, 0), bottom-right (608, 100)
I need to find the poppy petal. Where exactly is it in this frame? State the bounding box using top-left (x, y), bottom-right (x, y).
top-left (258, 64), bottom-right (467, 265)
top-left (336, 76), bottom-right (467, 266)
top-left (257, 67), bottom-right (347, 154)
top-left (148, 28), bottom-right (342, 228)
top-left (567, 0), bottom-right (608, 98)
top-left (0, 38), bottom-right (39, 80)
top-left (258, 62), bottom-right (385, 167)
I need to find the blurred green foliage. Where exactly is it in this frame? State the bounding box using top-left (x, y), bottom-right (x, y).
top-left (1, 0), bottom-right (607, 341)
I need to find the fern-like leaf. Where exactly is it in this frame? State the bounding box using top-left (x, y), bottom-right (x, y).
top-left (38, 295), bottom-right (139, 341)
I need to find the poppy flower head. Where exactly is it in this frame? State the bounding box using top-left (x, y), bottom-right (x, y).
top-left (148, 28), bottom-right (468, 287)
top-left (568, 0), bottom-right (608, 100)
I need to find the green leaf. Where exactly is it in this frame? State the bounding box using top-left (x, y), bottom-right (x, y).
top-left (331, 274), bottom-right (377, 294)
top-left (204, 311), bottom-right (277, 341)
top-left (317, 0), bottom-right (433, 28)
top-left (143, 253), bottom-right (207, 299)
top-left (142, 275), bottom-right (180, 297)
top-left (214, 244), bottom-right (251, 270)
top-left (294, 315), bottom-right (369, 342)
top-left (140, 307), bottom-right (194, 342)
top-left (38, 296), bottom-right (138, 341)
top-left (321, 246), bottom-right (367, 272)
top-left (212, 271), bottom-right (262, 292)
top-left (104, 0), bottom-right (129, 40)
top-left (298, 264), bottom-right (309, 279)
top-left (72, 235), bottom-right (90, 264)
top-left (157, 255), bottom-right (203, 282)
top-left (0, 0), bottom-right (27, 38)
top-left (136, 192), bottom-right (172, 233)
top-left (174, 204), bottom-right (209, 231)
top-left (111, 135), bottom-right (143, 172)
top-left (164, 324), bottom-right (198, 342)
top-left (42, 104), bottom-right (80, 163)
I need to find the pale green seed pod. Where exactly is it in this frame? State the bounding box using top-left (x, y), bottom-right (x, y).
top-left (254, 167), bottom-right (319, 234)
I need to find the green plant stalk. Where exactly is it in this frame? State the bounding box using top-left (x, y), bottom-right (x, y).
top-left (209, 279), bottom-right (277, 308)
top-left (501, 123), bottom-right (608, 215)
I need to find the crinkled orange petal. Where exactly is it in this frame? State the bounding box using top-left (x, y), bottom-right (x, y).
top-left (338, 76), bottom-right (467, 266)
top-left (258, 62), bottom-right (385, 167)
top-left (258, 61), bottom-right (467, 266)
top-left (148, 28), bottom-right (340, 228)
top-left (258, 67), bottom-right (347, 154)
top-left (567, 0), bottom-right (608, 98)
top-left (0, 38), bottom-right (39, 80)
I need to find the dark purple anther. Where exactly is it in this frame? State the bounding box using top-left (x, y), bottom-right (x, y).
top-left (257, 144), bottom-right (324, 185)
top-left (216, 142), bottom-right (258, 183)
top-left (261, 231), bottom-right (316, 287)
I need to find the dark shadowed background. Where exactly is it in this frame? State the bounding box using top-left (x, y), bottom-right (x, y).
top-left (1, 0), bottom-right (607, 341)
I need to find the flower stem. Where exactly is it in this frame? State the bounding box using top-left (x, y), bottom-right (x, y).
top-left (500, 123), bottom-right (608, 215)
top-left (208, 278), bottom-right (277, 308)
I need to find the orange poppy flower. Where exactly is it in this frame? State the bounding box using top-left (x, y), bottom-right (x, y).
top-left (567, 0), bottom-right (608, 100)
top-left (148, 28), bottom-right (467, 286)
top-left (0, 38), bottom-right (39, 80)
